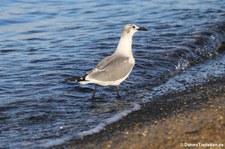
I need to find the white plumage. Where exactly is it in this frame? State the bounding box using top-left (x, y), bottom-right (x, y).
top-left (65, 24), bottom-right (147, 98)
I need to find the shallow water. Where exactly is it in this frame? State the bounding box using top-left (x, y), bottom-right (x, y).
top-left (0, 0), bottom-right (225, 148)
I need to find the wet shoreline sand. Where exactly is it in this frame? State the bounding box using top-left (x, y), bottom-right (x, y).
top-left (54, 78), bottom-right (225, 149)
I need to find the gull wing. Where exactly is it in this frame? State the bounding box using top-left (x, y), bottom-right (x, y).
top-left (86, 55), bottom-right (134, 82)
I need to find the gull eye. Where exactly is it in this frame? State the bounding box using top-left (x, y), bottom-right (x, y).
top-left (132, 25), bottom-right (135, 29)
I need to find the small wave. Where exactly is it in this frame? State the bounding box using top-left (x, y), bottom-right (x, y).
top-left (174, 58), bottom-right (190, 72)
top-left (0, 49), bottom-right (17, 53)
top-left (167, 22), bottom-right (225, 78)
top-left (77, 103), bottom-right (140, 137)
top-left (186, 23), bottom-right (225, 62)
top-left (29, 58), bottom-right (60, 63)
top-left (145, 52), bottom-right (225, 100)
top-left (24, 37), bottom-right (47, 41)
top-left (41, 103), bottom-right (140, 148)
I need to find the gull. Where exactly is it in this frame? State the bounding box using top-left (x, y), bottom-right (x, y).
top-left (65, 24), bottom-right (147, 98)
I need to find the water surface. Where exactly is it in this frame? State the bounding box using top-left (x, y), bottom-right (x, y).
top-left (0, 0), bottom-right (225, 148)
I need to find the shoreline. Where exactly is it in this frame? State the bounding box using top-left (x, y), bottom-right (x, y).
top-left (53, 78), bottom-right (225, 149)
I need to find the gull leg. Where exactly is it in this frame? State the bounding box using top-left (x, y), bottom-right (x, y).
top-left (92, 85), bottom-right (97, 99)
top-left (116, 86), bottom-right (121, 98)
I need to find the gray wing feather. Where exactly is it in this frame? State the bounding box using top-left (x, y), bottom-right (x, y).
top-left (86, 55), bottom-right (134, 81)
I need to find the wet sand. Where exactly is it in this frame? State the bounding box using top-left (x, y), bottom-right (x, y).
top-left (54, 78), bottom-right (225, 149)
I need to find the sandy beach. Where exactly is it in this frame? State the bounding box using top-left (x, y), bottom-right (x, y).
top-left (53, 78), bottom-right (225, 149)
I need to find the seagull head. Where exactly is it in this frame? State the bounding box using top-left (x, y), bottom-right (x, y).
top-left (122, 24), bottom-right (147, 37)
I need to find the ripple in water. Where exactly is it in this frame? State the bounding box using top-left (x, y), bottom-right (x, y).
top-left (0, 0), bottom-right (225, 148)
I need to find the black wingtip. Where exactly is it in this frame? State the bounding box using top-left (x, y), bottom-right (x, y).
top-left (64, 75), bottom-right (86, 83)
top-left (64, 76), bottom-right (80, 82)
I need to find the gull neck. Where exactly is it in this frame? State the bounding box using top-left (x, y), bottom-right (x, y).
top-left (114, 34), bottom-right (133, 57)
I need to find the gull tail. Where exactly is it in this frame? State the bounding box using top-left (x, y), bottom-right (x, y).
top-left (64, 75), bottom-right (86, 83)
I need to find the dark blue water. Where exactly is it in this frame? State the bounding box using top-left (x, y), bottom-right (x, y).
top-left (1, 0), bottom-right (225, 148)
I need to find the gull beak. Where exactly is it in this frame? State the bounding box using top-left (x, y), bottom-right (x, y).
top-left (137, 27), bottom-right (147, 31)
